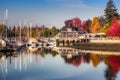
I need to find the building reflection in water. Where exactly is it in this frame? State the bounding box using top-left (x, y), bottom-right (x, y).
top-left (61, 53), bottom-right (90, 67)
top-left (0, 47), bottom-right (120, 80)
top-left (55, 47), bottom-right (120, 80)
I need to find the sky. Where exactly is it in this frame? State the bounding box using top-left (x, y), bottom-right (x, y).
top-left (0, 0), bottom-right (120, 28)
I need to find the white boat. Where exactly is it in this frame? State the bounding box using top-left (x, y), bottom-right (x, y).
top-left (27, 38), bottom-right (39, 47)
top-left (46, 39), bottom-right (56, 49)
top-left (0, 38), bottom-right (6, 48)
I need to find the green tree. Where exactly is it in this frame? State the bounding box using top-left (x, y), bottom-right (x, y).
top-left (50, 26), bottom-right (59, 37)
top-left (104, 0), bottom-right (120, 23)
top-left (11, 26), bottom-right (16, 37)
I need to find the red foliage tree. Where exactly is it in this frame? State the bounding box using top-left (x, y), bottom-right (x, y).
top-left (65, 20), bottom-right (71, 26)
top-left (81, 21), bottom-right (88, 31)
top-left (106, 17), bottom-right (120, 36)
top-left (71, 17), bottom-right (81, 27)
top-left (64, 17), bottom-right (88, 32)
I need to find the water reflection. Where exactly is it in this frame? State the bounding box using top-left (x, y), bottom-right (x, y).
top-left (105, 56), bottom-right (120, 80)
top-left (61, 52), bottom-right (120, 80)
top-left (0, 47), bottom-right (120, 80)
top-left (54, 47), bottom-right (120, 80)
top-left (61, 53), bottom-right (90, 67)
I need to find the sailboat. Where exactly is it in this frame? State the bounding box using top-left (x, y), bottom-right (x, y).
top-left (26, 23), bottom-right (40, 52)
top-left (15, 20), bottom-right (26, 50)
top-left (0, 9), bottom-right (16, 52)
top-left (0, 9), bottom-right (8, 48)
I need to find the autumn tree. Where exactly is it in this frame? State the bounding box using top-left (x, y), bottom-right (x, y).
top-left (106, 17), bottom-right (120, 36)
top-left (0, 24), bottom-right (5, 37)
top-left (90, 17), bottom-right (102, 33)
top-left (65, 17), bottom-right (89, 32)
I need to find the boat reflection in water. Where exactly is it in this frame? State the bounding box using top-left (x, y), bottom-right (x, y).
top-left (0, 47), bottom-right (120, 80)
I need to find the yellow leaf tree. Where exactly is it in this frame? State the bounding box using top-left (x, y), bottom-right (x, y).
top-left (90, 17), bottom-right (102, 33)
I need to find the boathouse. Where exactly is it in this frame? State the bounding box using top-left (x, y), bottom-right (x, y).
top-left (55, 23), bottom-right (88, 46)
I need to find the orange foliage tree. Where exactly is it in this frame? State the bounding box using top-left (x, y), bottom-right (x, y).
top-left (90, 17), bottom-right (102, 33)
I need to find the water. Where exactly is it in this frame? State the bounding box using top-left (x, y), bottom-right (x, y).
top-left (0, 47), bottom-right (120, 80)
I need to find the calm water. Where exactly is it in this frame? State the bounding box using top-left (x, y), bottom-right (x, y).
top-left (0, 47), bottom-right (120, 80)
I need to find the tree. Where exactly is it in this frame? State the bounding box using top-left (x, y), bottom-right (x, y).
top-left (35, 24), bottom-right (39, 38)
top-left (64, 17), bottom-right (88, 32)
top-left (11, 26), bottom-right (16, 37)
top-left (86, 19), bottom-right (92, 33)
top-left (101, 22), bottom-right (110, 33)
top-left (0, 24), bottom-right (5, 37)
top-left (50, 26), bottom-right (59, 37)
top-left (106, 17), bottom-right (120, 36)
top-left (104, 0), bottom-right (120, 23)
top-left (90, 17), bottom-right (102, 33)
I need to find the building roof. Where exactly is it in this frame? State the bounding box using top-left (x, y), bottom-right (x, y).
top-left (60, 24), bottom-right (80, 32)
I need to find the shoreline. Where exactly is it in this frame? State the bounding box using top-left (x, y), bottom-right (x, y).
top-left (69, 43), bottom-right (120, 52)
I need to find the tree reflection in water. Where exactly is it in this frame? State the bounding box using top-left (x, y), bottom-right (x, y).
top-left (105, 66), bottom-right (115, 80)
top-left (0, 47), bottom-right (120, 80)
top-left (61, 53), bottom-right (90, 67)
top-left (60, 49), bottom-right (120, 80)
top-left (105, 55), bottom-right (120, 80)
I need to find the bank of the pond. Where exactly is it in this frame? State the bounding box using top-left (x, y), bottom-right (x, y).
top-left (69, 43), bottom-right (120, 52)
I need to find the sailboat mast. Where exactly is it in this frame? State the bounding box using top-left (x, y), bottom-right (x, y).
top-left (29, 22), bottom-right (32, 38)
top-left (4, 9), bottom-right (8, 39)
top-left (24, 19), bottom-right (27, 39)
top-left (19, 20), bottom-right (22, 41)
top-left (27, 24), bottom-right (29, 39)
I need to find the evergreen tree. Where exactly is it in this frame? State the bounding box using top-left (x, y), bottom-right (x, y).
top-left (99, 16), bottom-right (105, 27)
top-left (12, 26), bottom-right (16, 37)
top-left (104, 0), bottom-right (120, 22)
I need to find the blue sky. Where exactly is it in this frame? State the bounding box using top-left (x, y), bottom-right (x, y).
top-left (0, 0), bottom-right (120, 28)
